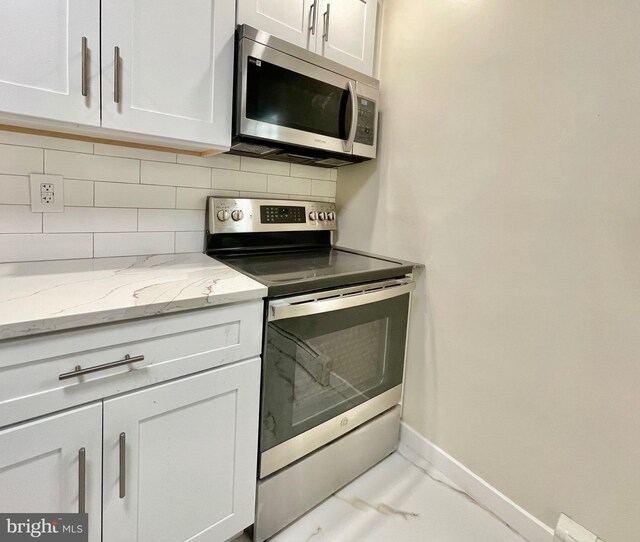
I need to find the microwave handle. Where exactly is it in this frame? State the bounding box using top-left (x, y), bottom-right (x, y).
top-left (268, 281), bottom-right (414, 321)
top-left (343, 81), bottom-right (358, 153)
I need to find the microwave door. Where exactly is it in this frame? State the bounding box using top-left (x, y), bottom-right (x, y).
top-left (238, 39), bottom-right (354, 155)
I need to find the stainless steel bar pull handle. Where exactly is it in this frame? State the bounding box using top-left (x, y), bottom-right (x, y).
top-left (113, 46), bottom-right (121, 104)
top-left (309, 2), bottom-right (317, 34)
top-left (119, 433), bottom-right (126, 499)
top-left (81, 37), bottom-right (88, 97)
top-left (78, 448), bottom-right (86, 513)
top-left (59, 354), bottom-right (144, 380)
top-left (344, 81), bottom-right (358, 153)
top-left (323, 4), bottom-right (330, 42)
top-left (269, 281), bottom-right (415, 321)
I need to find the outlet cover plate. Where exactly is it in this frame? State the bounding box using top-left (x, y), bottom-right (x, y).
top-left (30, 174), bottom-right (64, 212)
top-left (554, 514), bottom-right (599, 542)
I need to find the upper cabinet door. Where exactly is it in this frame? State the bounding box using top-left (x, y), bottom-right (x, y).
top-left (101, 0), bottom-right (235, 148)
top-left (316, 0), bottom-right (378, 76)
top-left (0, 0), bottom-right (100, 126)
top-left (0, 404), bottom-right (102, 542)
top-left (238, 0), bottom-right (319, 52)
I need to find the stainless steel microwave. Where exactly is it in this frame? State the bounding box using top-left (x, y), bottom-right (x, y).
top-left (229, 25), bottom-right (379, 168)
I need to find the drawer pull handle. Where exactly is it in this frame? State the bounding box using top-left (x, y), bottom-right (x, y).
top-left (119, 433), bottom-right (126, 499)
top-left (78, 447), bottom-right (86, 513)
top-left (58, 354), bottom-right (144, 380)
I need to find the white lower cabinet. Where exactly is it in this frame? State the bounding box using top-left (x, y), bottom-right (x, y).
top-left (0, 359), bottom-right (260, 542)
top-left (0, 404), bottom-right (103, 542)
top-left (103, 359), bottom-right (260, 542)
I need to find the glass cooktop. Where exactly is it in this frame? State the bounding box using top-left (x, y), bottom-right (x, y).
top-left (214, 248), bottom-right (413, 297)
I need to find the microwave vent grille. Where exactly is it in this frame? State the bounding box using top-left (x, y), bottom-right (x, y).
top-left (231, 142), bottom-right (279, 156)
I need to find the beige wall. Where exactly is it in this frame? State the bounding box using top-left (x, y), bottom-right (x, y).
top-left (336, 2), bottom-right (640, 541)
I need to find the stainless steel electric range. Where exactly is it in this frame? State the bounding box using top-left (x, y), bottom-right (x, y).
top-left (205, 197), bottom-right (416, 542)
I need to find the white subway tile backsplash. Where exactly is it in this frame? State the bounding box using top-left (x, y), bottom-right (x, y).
top-left (141, 161), bottom-right (210, 188)
top-left (0, 176), bottom-right (30, 205)
top-left (267, 175), bottom-right (311, 196)
top-left (94, 232), bottom-right (175, 258)
top-left (0, 144), bottom-right (43, 175)
top-left (177, 153), bottom-right (240, 170)
top-left (138, 209), bottom-right (205, 232)
top-left (212, 169), bottom-right (267, 192)
top-left (0, 205), bottom-right (42, 233)
top-left (95, 182), bottom-right (176, 209)
top-left (64, 180), bottom-right (94, 207)
top-left (94, 144), bottom-right (177, 163)
top-left (0, 131), bottom-right (93, 153)
top-left (43, 207), bottom-right (137, 233)
top-left (331, 168), bottom-right (338, 182)
top-left (240, 156), bottom-right (290, 175)
top-left (0, 234), bottom-right (93, 263)
top-left (238, 191), bottom-right (284, 199)
top-left (311, 180), bottom-right (337, 198)
top-left (176, 188), bottom-right (239, 210)
top-left (0, 133), bottom-right (339, 261)
top-left (45, 150), bottom-right (139, 183)
top-left (291, 164), bottom-right (332, 180)
top-left (175, 231), bottom-right (205, 253)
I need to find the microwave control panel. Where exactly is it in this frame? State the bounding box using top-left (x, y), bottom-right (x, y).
top-left (354, 96), bottom-right (376, 146)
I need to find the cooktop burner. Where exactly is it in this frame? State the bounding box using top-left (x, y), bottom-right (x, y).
top-left (205, 197), bottom-right (415, 296)
top-left (216, 247), bottom-right (412, 296)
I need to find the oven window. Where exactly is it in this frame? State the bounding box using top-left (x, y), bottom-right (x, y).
top-left (246, 57), bottom-right (351, 140)
top-left (260, 293), bottom-right (408, 453)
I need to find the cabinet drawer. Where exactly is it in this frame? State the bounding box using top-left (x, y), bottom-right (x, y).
top-left (0, 301), bottom-right (263, 428)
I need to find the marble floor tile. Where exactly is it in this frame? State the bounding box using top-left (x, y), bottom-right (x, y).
top-left (237, 451), bottom-right (527, 542)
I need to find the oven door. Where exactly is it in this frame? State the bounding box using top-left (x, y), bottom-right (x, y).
top-left (237, 38), bottom-right (358, 156)
top-left (259, 279), bottom-right (414, 478)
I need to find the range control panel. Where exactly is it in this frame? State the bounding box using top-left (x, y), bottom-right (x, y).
top-left (208, 197), bottom-right (337, 234)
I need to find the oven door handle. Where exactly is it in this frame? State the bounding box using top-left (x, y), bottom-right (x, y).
top-left (268, 281), bottom-right (414, 321)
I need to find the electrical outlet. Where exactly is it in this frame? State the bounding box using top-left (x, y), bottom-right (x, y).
top-left (30, 174), bottom-right (64, 212)
top-left (554, 514), bottom-right (601, 542)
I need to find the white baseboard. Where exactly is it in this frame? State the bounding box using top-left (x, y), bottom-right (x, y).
top-left (399, 422), bottom-right (555, 542)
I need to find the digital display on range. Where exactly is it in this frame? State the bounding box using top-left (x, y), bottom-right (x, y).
top-left (260, 205), bottom-right (306, 224)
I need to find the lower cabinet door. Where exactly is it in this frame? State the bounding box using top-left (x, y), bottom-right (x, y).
top-left (0, 404), bottom-right (102, 542)
top-left (102, 358), bottom-right (261, 542)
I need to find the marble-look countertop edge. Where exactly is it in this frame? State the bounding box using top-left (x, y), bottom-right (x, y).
top-left (0, 253), bottom-right (267, 341)
top-left (0, 286), bottom-right (267, 341)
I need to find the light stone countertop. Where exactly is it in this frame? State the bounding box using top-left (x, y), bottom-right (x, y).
top-left (0, 253), bottom-right (267, 340)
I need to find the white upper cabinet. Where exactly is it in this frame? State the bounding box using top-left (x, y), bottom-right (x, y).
top-left (0, 0), bottom-right (100, 126)
top-left (101, 0), bottom-right (235, 145)
top-left (238, 0), bottom-right (379, 76)
top-left (0, 0), bottom-right (234, 149)
top-left (238, 0), bottom-right (319, 52)
top-left (316, 0), bottom-right (378, 75)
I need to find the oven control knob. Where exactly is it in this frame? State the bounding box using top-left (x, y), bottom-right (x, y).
top-left (318, 212), bottom-right (326, 221)
top-left (231, 209), bottom-right (244, 221)
top-left (327, 211), bottom-right (336, 221)
top-left (217, 209), bottom-right (230, 221)
top-left (309, 211), bottom-right (318, 221)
